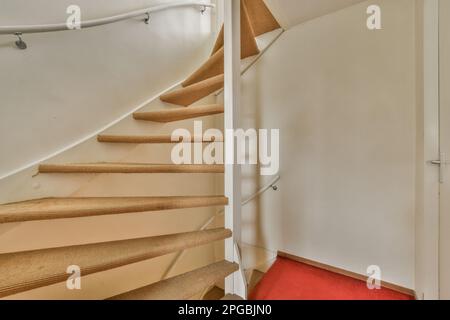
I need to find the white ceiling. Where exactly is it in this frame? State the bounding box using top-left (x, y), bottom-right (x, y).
top-left (264, 0), bottom-right (368, 30)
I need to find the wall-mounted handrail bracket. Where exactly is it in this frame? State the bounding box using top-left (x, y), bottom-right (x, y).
top-left (14, 32), bottom-right (27, 50)
top-left (144, 12), bottom-right (150, 24)
top-left (201, 5), bottom-right (207, 15)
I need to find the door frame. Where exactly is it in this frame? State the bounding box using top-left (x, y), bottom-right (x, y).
top-left (417, 0), bottom-right (440, 300)
top-left (438, 0), bottom-right (450, 300)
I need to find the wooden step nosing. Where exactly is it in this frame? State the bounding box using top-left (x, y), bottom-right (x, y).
top-left (97, 135), bottom-right (223, 144)
top-left (38, 164), bottom-right (225, 174)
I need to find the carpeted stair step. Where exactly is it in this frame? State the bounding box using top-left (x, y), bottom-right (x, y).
top-left (183, 1), bottom-right (259, 87)
top-left (0, 196), bottom-right (228, 223)
top-left (160, 76), bottom-right (224, 106)
top-left (242, 0), bottom-right (281, 36)
top-left (0, 228), bottom-right (232, 298)
top-left (210, 0), bottom-right (262, 58)
top-left (211, 27), bottom-right (224, 56)
top-left (182, 48), bottom-right (224, 88)
top-left (248, 269), bottom-right (265, 293)
top-left (134, 104), bottom-right (224, 122)
top-left (203, 286), bottom-right (225, 300)
top-left (109, 261), bottom-right (238, 300)
top-left (221, 294), bottom-right (244, 300)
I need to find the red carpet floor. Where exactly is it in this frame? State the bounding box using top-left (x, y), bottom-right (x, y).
top-left (249, 257), bottom-right (414, 300)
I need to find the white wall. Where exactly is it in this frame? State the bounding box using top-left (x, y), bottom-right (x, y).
top-left (264, 0), bottom-right (366, 30)
top-left (241, 0), bottom-right (416, 288)
top-left (414, 0), bottom-right (426, 300)
top-left (0, 0), bottom-right (214, 178)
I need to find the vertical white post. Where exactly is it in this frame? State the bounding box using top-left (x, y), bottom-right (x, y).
top-left (224, 0), bottom-right (245, 297)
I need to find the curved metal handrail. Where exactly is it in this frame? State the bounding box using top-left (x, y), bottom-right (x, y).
top-left (161, 175), bottom-right (281, 280)
top-left (0, 1), bottom-right (214, 35)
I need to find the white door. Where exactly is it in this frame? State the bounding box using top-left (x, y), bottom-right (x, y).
top-left (440, 0), bottom-right (450, 300)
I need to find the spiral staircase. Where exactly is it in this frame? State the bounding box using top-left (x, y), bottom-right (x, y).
top-left (0, 0), bottom-right (280, 300)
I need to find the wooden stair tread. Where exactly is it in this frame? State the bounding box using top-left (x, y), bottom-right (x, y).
top-left (109, 261), bottom-right (238, 300)
top-left (212, 0), bottom-right (280, 57)
top-left (221, 294), bottom-right (244, 300)
top-left (248, 269), bottom-right (265, 293)
top-left (211, 26), bottom-right (224, 56)
top-left (0, 228), bottom-right (232, 298)
top-left (134, 104), bottom-right (224, 122)
top-left (160, 76), bottom-right (224, 107)
top-left (98, 135), bottom-right (223, 144)
top-left (242, 0), bottom-right (281, 36)
top-left (203, 286), bottom-right (225, 300)
top-left (182, 48), bottom-right (224, 88)
top-left (183, 1), bottom-right (259, 88)
top-left (163, 0), bottom-right (280, 99)
top-left (0, 196), bottom-right (228, 223)
top-left (39, 163), bottom-right (224, 174)
top-left (240, 0), bottom-right (261, 57)
top-left (165, 0), bottom-right (280, 103)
